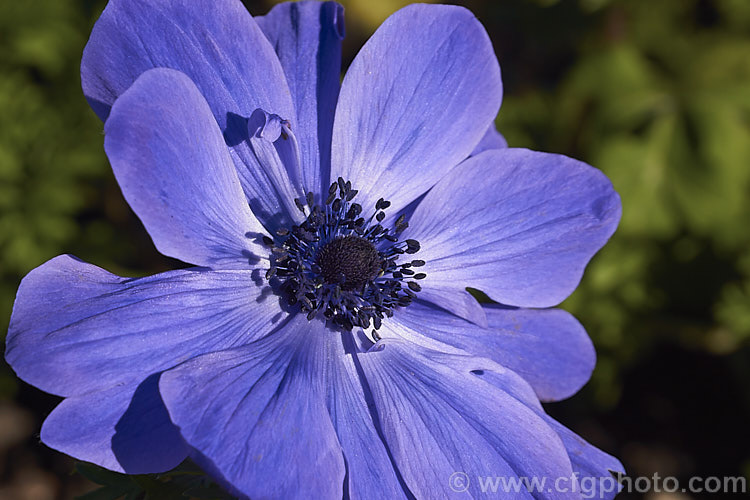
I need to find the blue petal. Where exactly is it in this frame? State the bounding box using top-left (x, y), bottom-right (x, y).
top-left (331, 4), bottom-right (502, 212)
top-left (407, 148), bottom-right (621, 314)
top-left (82, 0), bottom-right (293, 125)
top-left (391, 301), bottom-right (596, 402)
top-left (477, 369), bottom-right (625, 498)
top-left (82, 0), bottom-right (304, 232)
top-left (41, 375), bottom-right (186, 474)
top-left (357, 339), bottom-right (577, 499)
top-left (471, 123), bottom-right (508, 155)
top-left (5, 255), bottom-right (284, 398)
top-left (104, 68), bottom-right (268, 269)
top-left (376, 317), bottom-right (543, 411)
top-left (324, 332), bottom-right (408, 498)
top-left (257, 1), bottom-right (344, 196)
top-left (159, 315), bottom-right (345, 500)
top-left (545, 418), bottom-right (624, 500)
top-left (416, 287), bottom-right (488, 328)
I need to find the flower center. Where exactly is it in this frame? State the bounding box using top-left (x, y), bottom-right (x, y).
top-left (264, 178), bottom-right (425, 333)
top-left (316, 235), bottom-right (382, 291)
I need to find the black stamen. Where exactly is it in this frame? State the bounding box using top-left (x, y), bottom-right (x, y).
top-left (294, 198), bottom-right (305, 213)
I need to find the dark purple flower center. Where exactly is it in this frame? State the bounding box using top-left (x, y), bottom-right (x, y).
top-left (264, 178), bottom-right (425, 334)
top-left (316, 235), bottom-right (382, 291)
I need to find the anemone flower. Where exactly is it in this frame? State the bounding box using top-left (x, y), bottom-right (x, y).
top-left (6, 1), bottom-right (624, 498)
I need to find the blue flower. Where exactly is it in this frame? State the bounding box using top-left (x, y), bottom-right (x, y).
top-left (5, 0), bottom-right (624, 498)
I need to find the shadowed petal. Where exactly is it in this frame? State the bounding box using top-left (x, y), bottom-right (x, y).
top-left (357, 339), bottom-right (577, 499)
top-left (471, 123), bottom-right (508, 155)
top-left (82, 0), bottom-right (303, 231)
top-left (5, 255), bottom-right (284, 398)
top-left (331, 4), bottom-right (502, 212)
top-left (41, 375), bottom-right (187, 474)
top-left (407, 148), bottom-right (621, 315)
top-left (239, 108), bottom-right (309, 228)
top-left (160, 315), bottom-right (345, 500)
top-left (257, 1), bottom-right (344, 196)
top-left (104, 68), bottom-right (267, 269)
top-left (391, 301), bottom-right (596, 402)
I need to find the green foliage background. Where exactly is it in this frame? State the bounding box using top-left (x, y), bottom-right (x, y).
top-left (1, 0), bottom-right (748, 497)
